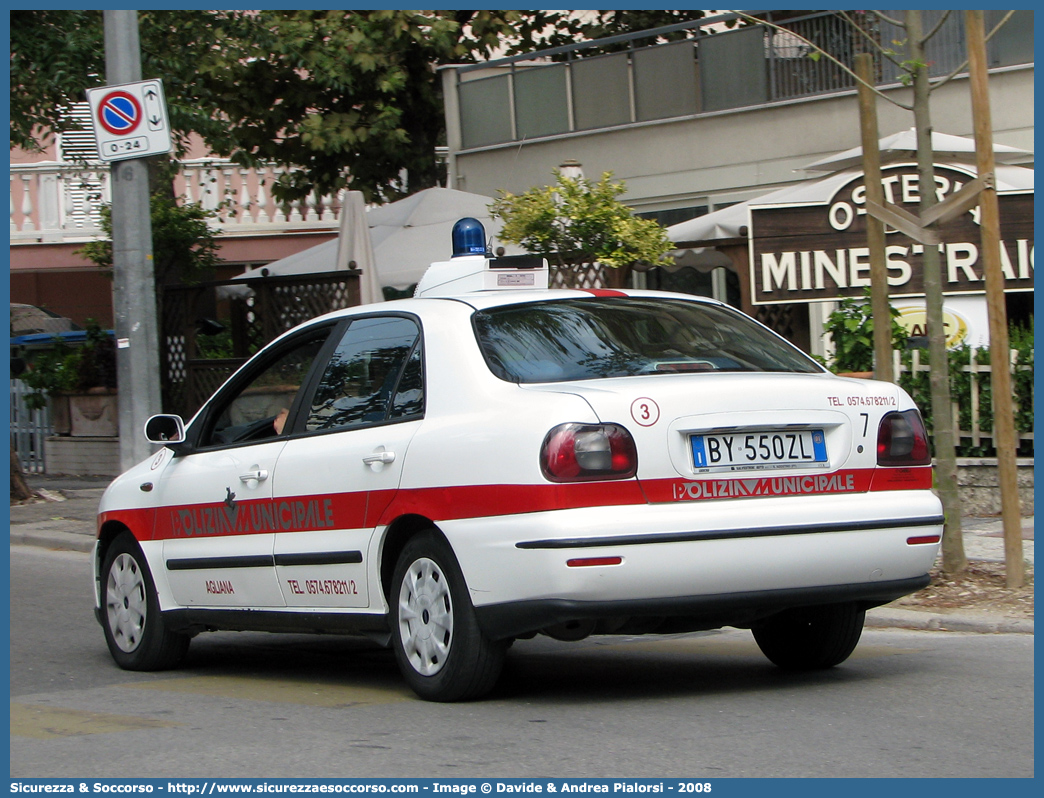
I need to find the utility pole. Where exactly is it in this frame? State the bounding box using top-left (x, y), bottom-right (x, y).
top-left (855, 53), bottom-right (893, 384)
top-left (965, 10), bottom-right (1024, 587)
top-left (104, 10), bottom-right (162, 470)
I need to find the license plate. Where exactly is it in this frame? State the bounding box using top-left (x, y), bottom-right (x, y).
top-left (691, 429), bottom-right (827, 472)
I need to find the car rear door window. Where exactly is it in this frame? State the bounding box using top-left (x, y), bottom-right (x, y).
top-left (305, 316), bottom-right (422, 432)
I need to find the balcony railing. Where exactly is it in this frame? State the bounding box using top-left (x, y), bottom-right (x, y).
top-left (10, 159), bottom-right (345, 243)
top-left (454, 9), bottom-right (1034, 151)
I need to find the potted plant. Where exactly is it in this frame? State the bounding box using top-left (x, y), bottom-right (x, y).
top-left (19, 323), bottom-right (119, 436)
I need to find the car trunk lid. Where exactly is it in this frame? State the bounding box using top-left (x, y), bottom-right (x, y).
top-left (522, 372), bottom-right (908, 500)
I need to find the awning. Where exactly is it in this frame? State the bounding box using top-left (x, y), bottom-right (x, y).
top-left (668, 161), bottom-right (1034, 248)
top-left (802, 128), bottom-right (1033, 172)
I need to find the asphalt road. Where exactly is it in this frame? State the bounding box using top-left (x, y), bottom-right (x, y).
top-left (9, 545), bottom-right (1035, 779)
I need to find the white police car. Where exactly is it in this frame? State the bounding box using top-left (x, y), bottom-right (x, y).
top-left (94, 220), bottom-right (942, 701)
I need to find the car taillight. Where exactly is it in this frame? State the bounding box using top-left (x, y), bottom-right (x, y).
top-left (540, 423), bottom-right (638, 482)
top-left (877, 409), bottom-right (932, 466)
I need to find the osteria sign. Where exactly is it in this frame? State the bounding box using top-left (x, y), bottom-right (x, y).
top-left (749, 163), bottom-right (1033, 305)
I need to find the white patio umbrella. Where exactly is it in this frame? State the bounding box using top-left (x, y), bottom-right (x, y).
top-left (336, 190), bottom-right (382, 304)
top-left (668, 142), bottom-right (1035, 248)
top-left (216, 240), bottom-right (339, 300)
top-left (225, 187), bottom-right (519, 295)
top-left (367, 187), bottom-right (521, 289)
top-left (803, 128), bottom-right (1032, 172)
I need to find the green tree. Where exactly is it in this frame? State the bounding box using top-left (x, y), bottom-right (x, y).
top-left (9, 10), bottom-right (104, 151)
top-left (490, 171), bottom-right (673, 275)
top-left (75, 159), bottom-right (222, 286)
top-left (11, 10), bottom-right (714, 203)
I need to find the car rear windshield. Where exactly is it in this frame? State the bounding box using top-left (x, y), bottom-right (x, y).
top-left (473, 298), bottom-right (822, 383)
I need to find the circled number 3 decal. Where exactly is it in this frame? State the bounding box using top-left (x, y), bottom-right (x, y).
top-left (630, 397), bottom-right (660, 427)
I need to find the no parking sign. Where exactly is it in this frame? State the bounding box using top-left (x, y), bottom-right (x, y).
top-left (86, 79), bottom-right (172, 161)
top-left (97, 90), bottom-right (142, 135)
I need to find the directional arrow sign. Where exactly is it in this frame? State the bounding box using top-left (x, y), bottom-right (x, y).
top-left (143, 84), bottom-right (165, 131)
top-left (86, 79), bottom-right (172, 162)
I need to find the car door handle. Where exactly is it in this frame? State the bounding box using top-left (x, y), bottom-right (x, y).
top-left (239, 469), bottom-right (269, 482)
top-left (362, 451), bottom-right (395, 465)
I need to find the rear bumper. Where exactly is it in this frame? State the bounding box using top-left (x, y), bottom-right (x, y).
top-left (474, 575), bottom-right (930, 640)
top-left (442, 490), bottom-right (943, 636)
top-left (514, 514), bottom-right (943, 549)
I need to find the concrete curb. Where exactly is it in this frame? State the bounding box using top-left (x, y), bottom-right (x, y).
top-left (10, 527), bottom-right (94, 554)
top-left (865, 607), bottom-right (1033, 635)
top-left (56, 488), bottom-right (107, 500)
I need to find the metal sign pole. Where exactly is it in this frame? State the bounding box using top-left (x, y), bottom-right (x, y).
top-left (104, 9), bottom-right (162, 470)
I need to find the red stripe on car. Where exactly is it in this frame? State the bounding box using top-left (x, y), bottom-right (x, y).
top-left (100, 466), bottom-right (932, 542)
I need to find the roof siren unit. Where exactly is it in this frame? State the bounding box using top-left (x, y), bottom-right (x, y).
top-left (414, 217), bottom-right (549, 298)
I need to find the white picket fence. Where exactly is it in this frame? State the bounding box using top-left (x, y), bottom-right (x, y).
top-left (10, 379), bottom-right (51, 474)
top-left (893, 348), bottom-right (1033, 451)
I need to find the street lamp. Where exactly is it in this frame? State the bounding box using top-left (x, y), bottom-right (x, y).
top-left (559, 159), bottom-right (584, 180)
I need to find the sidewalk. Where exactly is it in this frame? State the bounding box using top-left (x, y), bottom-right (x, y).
top-left (10, 474), bottom-right (112, 551)
top-left (9, 474), bottom-right (1033, 635)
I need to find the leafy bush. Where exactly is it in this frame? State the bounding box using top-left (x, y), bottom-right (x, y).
top-left (897, 320), bottom-right (1034, 457)
top-left (195, 328), bottom-right (235, 359)
top-left (490, 170), bottom-right (673, 270)
top-left (821, 288), bottom-right (907, 373)
top-left (18, 342), bottom-right (79, 410)
top-left (76, 322), bottom-right (118, 391)
top-left (1011, 320), bottom-right (1034, 437)
top-left (826, 291), bottom-right (1033, 457)
top-left (18, 321), bottom-right (117, 410)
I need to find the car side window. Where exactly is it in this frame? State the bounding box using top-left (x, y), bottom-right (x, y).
top-left (305, 316), bottom-right (422, 433)
top-left (200, 330), bottom-right (330, 448)
top-left (389, 343), bottom-right (423, 419)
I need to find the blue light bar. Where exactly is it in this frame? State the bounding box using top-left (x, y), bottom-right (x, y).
top-left (451, 217), bottom-right (487, 257)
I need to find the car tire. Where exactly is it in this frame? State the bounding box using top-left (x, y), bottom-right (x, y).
top-left (101, 532), bottom-right (190, 671)
top-left (390, 531), bottom-right (506, 701)
top-left (752, 602), bottom-right (865, 670)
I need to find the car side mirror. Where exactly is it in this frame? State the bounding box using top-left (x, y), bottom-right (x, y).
top-left (145, 414), bottom-right (187, 445)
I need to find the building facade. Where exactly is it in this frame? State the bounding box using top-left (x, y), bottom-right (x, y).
top-left (443, 11), bottom-right (1032, 215)
top-left (10, 132), bottom-right (345, 329)
top-left (438, 9), bottom-right (1034, 353)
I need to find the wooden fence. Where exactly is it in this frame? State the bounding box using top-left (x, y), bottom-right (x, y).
top-left (160, 270), bottom-right (361, 419)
